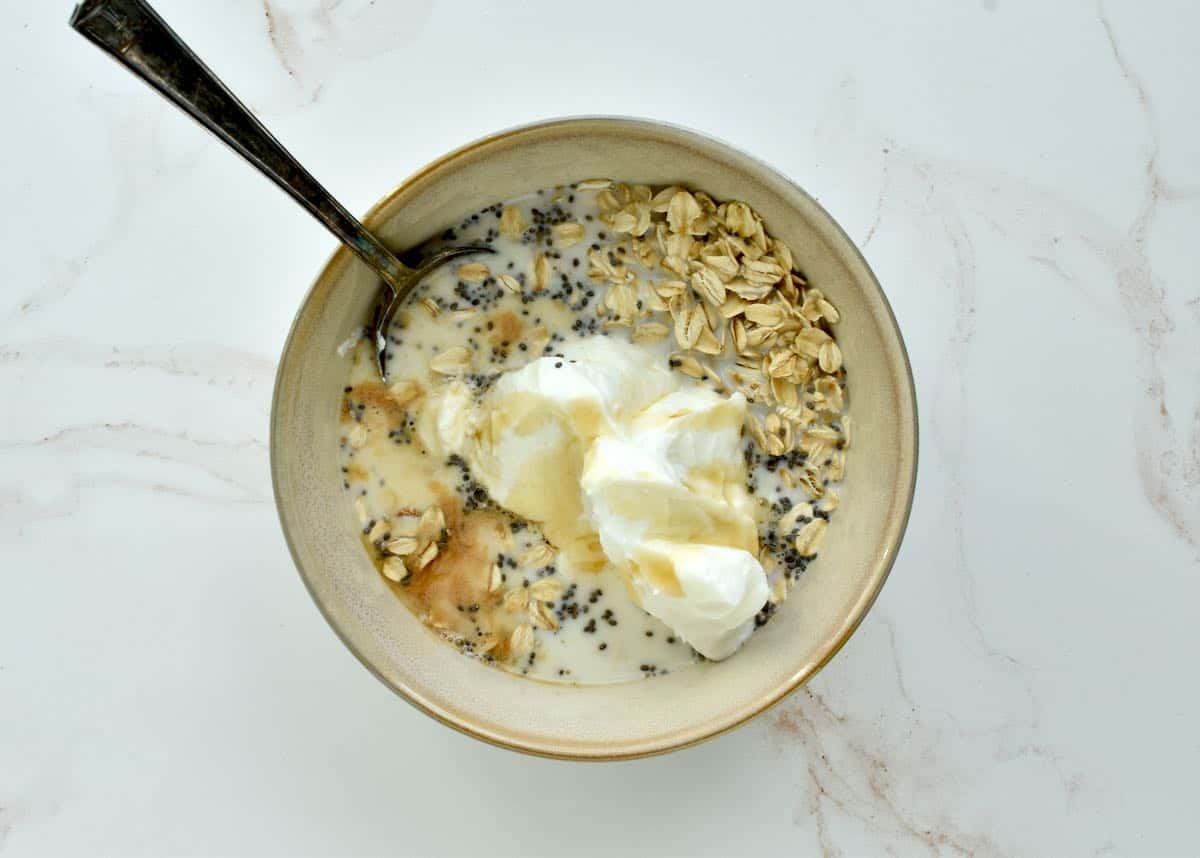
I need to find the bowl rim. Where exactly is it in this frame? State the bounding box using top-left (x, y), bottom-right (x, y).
top-left (270, 115), bottom-right (918, 760)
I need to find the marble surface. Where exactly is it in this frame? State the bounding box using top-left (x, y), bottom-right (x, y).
top-left (2, 1), bottom-right (1198, 855)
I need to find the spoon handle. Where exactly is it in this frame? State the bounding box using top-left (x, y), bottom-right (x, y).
top-left (69, 0), bottom-right (412, 292)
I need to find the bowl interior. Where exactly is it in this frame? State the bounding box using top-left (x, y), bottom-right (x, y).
top-left (271, 118), bottom-right (916, 759)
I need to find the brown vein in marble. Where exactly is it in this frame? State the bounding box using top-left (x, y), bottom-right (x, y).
top-left (1098, 4), bottom-right (1200, 550)
top-left (862, 142), bottom-right (893, 248)
top-left (763, 611), bottom-right (1099, 853)
top-left (258, 0), bottom-right (434, 108)
top-left (262, 0), bottom-right (300, 80)
top-left (1026, 252), bottom-right (1114, 318)
top-left (773, 688), bottom-right (1001, 857)
top-left (790, 87), bottom-right (1118, 841)
top-left (879, 614), bottom-right (917, 714)
top-left (759, 613), bottom-right (1010, 855)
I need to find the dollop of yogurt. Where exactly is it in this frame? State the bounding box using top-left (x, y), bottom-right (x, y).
top-left (419, 337), bottom-right (769, 660)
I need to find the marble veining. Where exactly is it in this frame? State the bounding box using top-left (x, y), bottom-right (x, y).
top-left (1099, 5), bottom-right (1200, 551)
top-left (260, 0), bottom-right (436, 105)
top-left (2, 1), bottom-right (1197, 855)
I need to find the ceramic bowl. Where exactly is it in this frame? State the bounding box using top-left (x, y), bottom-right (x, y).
top-left (270, 117), bottom-right (917, 759)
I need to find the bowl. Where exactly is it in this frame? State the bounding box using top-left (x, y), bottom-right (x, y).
top-left (270, 117), bottom-right (917, 759)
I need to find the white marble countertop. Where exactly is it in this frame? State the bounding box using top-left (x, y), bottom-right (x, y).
top-left (3, 1), bottom-right (1198, 855)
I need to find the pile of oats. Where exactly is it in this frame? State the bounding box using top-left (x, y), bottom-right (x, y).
top-left (355, 501), bottom-right (446, 584)
top-left (580, 181), bottom-right (851, 602)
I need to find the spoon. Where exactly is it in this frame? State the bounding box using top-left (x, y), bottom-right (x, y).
top-left (69, 0), bottom-right (491, 382)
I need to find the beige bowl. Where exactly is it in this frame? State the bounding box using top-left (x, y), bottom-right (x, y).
top-left (271, 117), bottom-right (917, 759)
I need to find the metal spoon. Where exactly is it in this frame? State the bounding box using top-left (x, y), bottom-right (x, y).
top-left (69, 0), bottom-right (490, 382)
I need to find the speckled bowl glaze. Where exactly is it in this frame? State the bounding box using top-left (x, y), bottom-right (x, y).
top-left (270, 117), bottom-right (917, 759)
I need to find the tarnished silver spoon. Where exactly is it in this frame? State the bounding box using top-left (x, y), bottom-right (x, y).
top-left (69, 0), bottom-right (490, 382)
